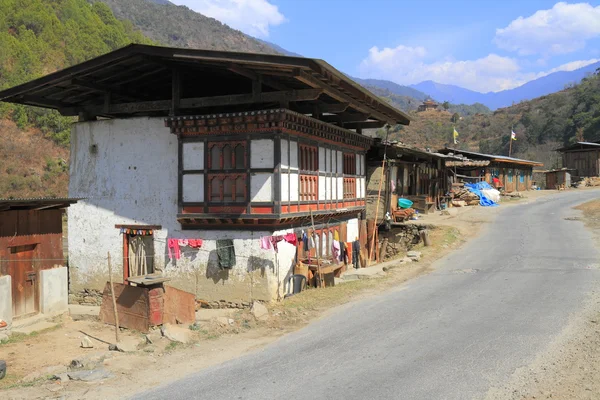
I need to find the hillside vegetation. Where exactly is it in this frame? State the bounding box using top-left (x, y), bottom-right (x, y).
top-left (94, 0), bottom-right (280, 54)
top-left (0, 0), bottom-right (155, 198)
top-left (0, 0), bottom-right (153, 147)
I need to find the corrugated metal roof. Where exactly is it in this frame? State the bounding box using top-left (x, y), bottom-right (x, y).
top-left (439, 148), bottom-right (543, 166)
top-left (557, 142), bottom-right (600, 152)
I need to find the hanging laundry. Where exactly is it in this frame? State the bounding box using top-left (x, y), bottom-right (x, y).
top-left (302, 231), bottom-right (310, 251)
top-left (346, 242), bottom-right (353, 265)
top-left (269, 235), bottom-right (285, 252)
top-left (216, 239), bottom-right (236, 269)
top-left (259, 236), bottom-right (272, 250)
top-left (188, 239), bottom-right (203, 248)
top-left (167, 239), bottom-right (181, 260)
top-left (352, 240), bottom-right (361, 269)
top-left (177, 239), bottom-right (189, 247)
top-left (309, 234), bottom-right (316, 249)
top-left (334, 230), bottom-right (340, 242)
top-left (332, 240), bottom-right (340, 260)
top-left (340, 242), bottom-right (348, 264)
top-left (283, 233), bottom-right (298, 246)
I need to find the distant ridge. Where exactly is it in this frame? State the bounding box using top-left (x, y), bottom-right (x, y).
top-left (409, 61), bottom-right (600, 109)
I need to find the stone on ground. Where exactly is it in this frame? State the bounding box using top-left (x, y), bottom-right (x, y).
top-left (215, 317), bottom-right (234, 327)
top-left (161, 323), bottom-right (193, 344)
top-left (108, 337), bottom-right (141, 352)
top-left (67, 368), bottom-right (112, 382)
top-left (81, 335), bottom-right (94, 348)
top-left (251, 301), bottom-right (269, 321)
top-left (407, 251), bottom-right (422, 260)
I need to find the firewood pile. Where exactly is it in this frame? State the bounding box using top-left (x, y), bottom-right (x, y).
top-left (452, 188), bottom-right (480, 206)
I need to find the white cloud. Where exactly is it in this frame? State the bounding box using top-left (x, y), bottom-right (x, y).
top-left (530, 58), bottom-right (600, 80)
top-left (359, 45), bottom-right (522, 92)
top-left (359, 44), bottom-right (600, 92)
top-left (170, 0), bottom-right (286, 38)
top-left (494, 2), bottom-right (600, 56)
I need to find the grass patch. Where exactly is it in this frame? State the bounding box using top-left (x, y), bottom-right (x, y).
top-left (0, 323), bottom-right (63, 346)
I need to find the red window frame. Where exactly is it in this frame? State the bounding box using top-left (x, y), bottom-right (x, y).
top-left (207, 141), bottom-right (247, 203)
top-left (343, 177), bottom-right (356, 199)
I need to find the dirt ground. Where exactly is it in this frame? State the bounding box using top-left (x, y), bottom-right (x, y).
top-left (0, 190), bottom-right (557, 400)
top-left (484, 198), bottom-right (600, 400)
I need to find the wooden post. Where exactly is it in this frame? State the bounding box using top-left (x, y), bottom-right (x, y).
top-left (107, 252), bottom-right (120, 343)
top-left (309, 209), bottom-right (323, 288)
top-left (369, 149), bottom-right (386, 262)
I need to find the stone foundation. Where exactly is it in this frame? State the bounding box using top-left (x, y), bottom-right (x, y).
top-left (69, 288), bottom-right (104, 306)
top-left (379, 225), bottom-right (432, 261)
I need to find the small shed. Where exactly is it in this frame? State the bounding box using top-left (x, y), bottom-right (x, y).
top-left (556, 142), bottom-right (600, 177)
top-left (438, 148), bottom-right (543, 192)
top-left (544, 168), bottom-right (575, 190)
top-left (0, 198), bottom-right (78, 320)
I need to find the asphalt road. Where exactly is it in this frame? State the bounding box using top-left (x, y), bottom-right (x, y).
top-left (136, 190), bottom-right (600, 400)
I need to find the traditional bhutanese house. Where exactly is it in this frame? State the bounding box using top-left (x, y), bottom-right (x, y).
top-left (0, 198), bottom-right (78, 329)
top-left (438, 148), bottom-right (543, 192)
top-left (556, 141), bottom-right (600, 178)
top-left (0, 44), bottom-right (410, 304)
top-left (544, 168), bottom-right (575, 190)
top-left (417, 98), bottom-right (439, 112)
top-left (366, 141), bottom-right (469, 218)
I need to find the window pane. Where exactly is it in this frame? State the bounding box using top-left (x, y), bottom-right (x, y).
top-left (223, 145), bottom-right (232, 169)
top-left (235, 144), bottom-right (245, 169)
top-left (223, 177), bottom-right (233, 201)
top-left (210, 146), bottom-right (221, 170)
top-left (235, 176), bottom-right (246, 201)
top-left (211, 178), bottom-right (221, 201)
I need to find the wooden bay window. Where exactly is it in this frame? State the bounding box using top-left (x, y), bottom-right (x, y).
top-left (207, 141), bottom-right (247, 203)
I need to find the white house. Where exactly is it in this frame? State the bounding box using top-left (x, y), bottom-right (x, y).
top-left (0, 45), bottom-right (410, 304)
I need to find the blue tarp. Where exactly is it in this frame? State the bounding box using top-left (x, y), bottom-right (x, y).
top-left (465, 182), bottom-right (498, 207)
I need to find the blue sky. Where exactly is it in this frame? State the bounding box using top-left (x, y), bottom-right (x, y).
top-left (170, 0), bottom-right (600, 93)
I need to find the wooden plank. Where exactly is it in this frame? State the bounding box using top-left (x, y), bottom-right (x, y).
top-left (60, 89), bottom-right (323, 116)
top-left (162, 285), bottom-right (195, 325)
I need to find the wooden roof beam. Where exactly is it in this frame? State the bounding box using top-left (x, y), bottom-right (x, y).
top-left (296, 102), bottom-right (350, 114)
top-left (68, 78), bottom-right (140, 102)
top-left (227, 64), bottom-right (289, 91)
top-left (60, 88), bottom-right (323, 116)
top-left (292, 69), bottom-right (394, 124)
top-left (320, 112), bottom-right (369, 123)
top-left (344, 121), bottom-right (386, 130)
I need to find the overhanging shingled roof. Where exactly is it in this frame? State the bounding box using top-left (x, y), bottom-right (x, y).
top-left (0, 44), bottom-right (410, 128)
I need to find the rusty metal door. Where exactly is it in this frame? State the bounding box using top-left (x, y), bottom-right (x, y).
top-left (8, 244), bottom-right (38, 318)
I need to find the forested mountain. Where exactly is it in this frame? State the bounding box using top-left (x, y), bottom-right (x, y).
top-left (94, 0), bottom-right (280, 54)
top-left (0, 0), bottom-right (154, 197)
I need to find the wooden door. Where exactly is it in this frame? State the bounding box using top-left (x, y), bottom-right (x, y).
top-left (8, 244), bottom-right (38, 318)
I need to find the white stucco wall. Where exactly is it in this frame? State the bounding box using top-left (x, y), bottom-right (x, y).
top-left (251, 173), bottom-right (273, 202)
top-left (68, 117), bottom-right (292, 303)
top-left (39, 267), bottom-right (68, 315)
top-left (0, 275), bottom-right (12, 335)
top-left (250, 139), bottom-right (274, 168)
